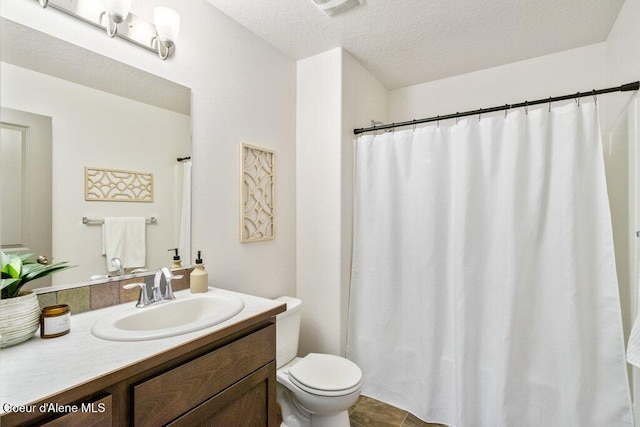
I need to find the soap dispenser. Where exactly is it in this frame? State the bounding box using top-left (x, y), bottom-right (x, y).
top-left (190, 251), bottom-right (208, 293)
top-left (168, 248), bottom-right (182, 270)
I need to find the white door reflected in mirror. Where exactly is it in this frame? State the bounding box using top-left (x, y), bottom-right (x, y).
top-left (0, 108), bottom-right (52, 289)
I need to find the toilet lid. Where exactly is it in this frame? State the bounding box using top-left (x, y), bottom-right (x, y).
top-left (288, 353), bottom-right (362, 393)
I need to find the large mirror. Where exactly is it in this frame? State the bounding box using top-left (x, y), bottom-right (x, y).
top-left (0, 18), bottom-right (191, 287)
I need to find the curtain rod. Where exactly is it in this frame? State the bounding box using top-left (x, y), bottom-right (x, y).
top-left (353, 81), bottom-right (640, 135)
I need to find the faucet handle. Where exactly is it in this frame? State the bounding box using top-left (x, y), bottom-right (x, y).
top-left (163, 277), bottom-right (177, 301)
top-left (123, 282), bottom-right (152, 308)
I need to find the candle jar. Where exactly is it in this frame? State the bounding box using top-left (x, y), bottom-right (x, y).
top-left (40, 304), bottom-right (70, 338)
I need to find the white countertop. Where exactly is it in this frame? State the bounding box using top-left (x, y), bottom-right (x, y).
top-left (0, 288), bottom-right (283, 413)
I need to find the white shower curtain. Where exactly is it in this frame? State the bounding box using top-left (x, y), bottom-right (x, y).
top-left (178, 160), bottom-right (191, 265)
top-left (346, 103), bottom-right (633, 427)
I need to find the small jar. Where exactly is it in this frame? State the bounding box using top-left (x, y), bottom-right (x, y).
top-left (40, 304), bottom-right (70, 338)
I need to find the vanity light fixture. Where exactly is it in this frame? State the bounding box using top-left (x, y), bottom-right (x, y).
top-left (37, 0), bottom-right (180, 60)
top-left (153, 6), bottom-right (180, 60)
top-left (102, 0), bottom-right (132, 38)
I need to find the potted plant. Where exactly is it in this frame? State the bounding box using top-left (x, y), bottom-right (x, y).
top-left (0, 251), bottom-right (75, 348)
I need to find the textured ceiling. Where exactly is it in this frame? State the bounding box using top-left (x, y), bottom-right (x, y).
top-left (205, 0), bottom-right (625, 90)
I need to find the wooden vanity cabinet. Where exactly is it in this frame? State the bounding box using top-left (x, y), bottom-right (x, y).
top-left (1, 317), bottom-right (281, 427)
top-left (132, 324), bottom-right (276, 426)
top-left (40, 394), bottom-right (113, 427)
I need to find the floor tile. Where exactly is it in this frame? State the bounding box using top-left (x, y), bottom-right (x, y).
top-left (349, 396), bottom-right (408, 427)
top-left (350, 395), bottom-right (365, 415)
top-left (402, 412), bottom-right (447, 427)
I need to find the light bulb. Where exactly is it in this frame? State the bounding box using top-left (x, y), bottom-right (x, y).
top-left (154, 7), bottom-right (180, 43)
top-left (102, 0), bottom-right (131, 22)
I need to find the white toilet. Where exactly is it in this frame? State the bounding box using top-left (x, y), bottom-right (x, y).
top-left (275, 296), bottom-right (362, 427)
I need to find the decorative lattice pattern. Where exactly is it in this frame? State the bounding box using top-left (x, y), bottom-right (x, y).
top-left (85, 167), bottom-right (153, 202)
top-left (240, 144), bottom-right (274, 242)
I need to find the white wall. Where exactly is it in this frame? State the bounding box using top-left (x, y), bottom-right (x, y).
top-left (1, 62), bottom-right (189, 285)
top-left (297, 48), bottom-right (343, 356)
top-left (1, 0), bottom-right (297, 298)
top-left (389, 43), bottom-right (607, 123)
top-left (296, 48), bottom-right (388, 356)
top-left (604, 0), bottom-right (640, 133)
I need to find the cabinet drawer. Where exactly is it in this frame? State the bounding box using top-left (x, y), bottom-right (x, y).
top-left (133, 324), bottom-right (275, 426)
top-left (167, 363), bottom-right (274, 427)
top-left (40, 394), bottom-right (112, 427)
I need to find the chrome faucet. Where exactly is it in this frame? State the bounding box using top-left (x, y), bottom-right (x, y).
top-left (123, 267), bottom-right (183, 308)
top-left (110, 257), bottom-right (124, 276)
top-left (122, 282), bottom-right (153, 308)
top-left (154, 267), bottom-right (178, 302)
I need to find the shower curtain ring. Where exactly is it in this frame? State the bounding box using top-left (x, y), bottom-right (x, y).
top-left (478, 110), bottom-right (482, 122)
top-left (413, 120), bottom-right (417, 131)
top-left (524, 101), bottom-right (528, 115)
top-left (577, 92), bottom-right (581, 107)
top-left (505, 104), bottom-right (509, 118)
top-left (456, 113), bottom-right (460, 125)
top-left (592, 89), bottom-right (598, 105)
top-left (437, 115), bottom-right (440, 127)
top-left (548, 97), bottom-right (552, 112)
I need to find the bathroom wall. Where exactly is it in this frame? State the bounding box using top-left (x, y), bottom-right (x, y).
top-left (297, 48), bottom-right (343, 356)
top-left (1, 0), bottom-right (297, 298)
top-left (389, 43), bottom-right (608, 123)
top-left (296, 48), bottom-right (388, 356)
top-left (604, 0), bottom-right (640, 132)
top-left (1, 62), bottom-right (190, 285)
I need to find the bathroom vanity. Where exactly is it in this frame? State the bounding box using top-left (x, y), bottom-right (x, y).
top-left (0, 289), bottom-right (285, 426)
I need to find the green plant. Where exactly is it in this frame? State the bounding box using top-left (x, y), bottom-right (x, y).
top-left (1, 251), bottom-right (75, 299)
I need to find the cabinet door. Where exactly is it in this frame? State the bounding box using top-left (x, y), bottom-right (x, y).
top-left (168, 362), bottom-right (277, 427)
top-left (134, 325), bottom-right (275, 426)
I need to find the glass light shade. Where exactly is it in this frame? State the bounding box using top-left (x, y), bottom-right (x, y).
top-left (154, 7), bottom-right (180, 43)
top-left (102, 0), bottom-right (131, 20)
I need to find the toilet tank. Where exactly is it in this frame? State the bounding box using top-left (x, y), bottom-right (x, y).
top-left (275, 296), bottom-right (302, 368)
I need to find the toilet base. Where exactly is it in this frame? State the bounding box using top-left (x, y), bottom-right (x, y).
top-left (309, 411), bottom-right (349, 427)
top-left (277, 383), bottom-right (351, 427)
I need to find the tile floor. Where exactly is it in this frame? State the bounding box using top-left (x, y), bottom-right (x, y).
top-left (349, 396), bottom-right (446, 427)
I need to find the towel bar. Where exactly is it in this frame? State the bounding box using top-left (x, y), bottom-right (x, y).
top-left (82, 217), bottom-right (157, 225)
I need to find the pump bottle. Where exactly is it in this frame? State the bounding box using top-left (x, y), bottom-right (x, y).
top-left (190, 251), bottom-right (209, 293)
top-left (168, 248), bottom-right (182, 270)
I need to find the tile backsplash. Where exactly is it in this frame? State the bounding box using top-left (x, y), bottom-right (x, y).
top-left (36, 268), bottom-right (192, 314)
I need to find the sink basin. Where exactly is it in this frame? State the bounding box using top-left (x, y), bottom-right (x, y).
top-left (91, 291), bottom-right (245, 341)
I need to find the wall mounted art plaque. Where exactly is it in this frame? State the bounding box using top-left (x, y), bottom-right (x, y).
top-left (85, 167), bottom-right (153, 202)
top-left (240, 143), bottom-right (274, 242)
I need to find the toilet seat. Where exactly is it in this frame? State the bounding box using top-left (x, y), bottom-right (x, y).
top-left (288, 353), bottom-right (362, 397)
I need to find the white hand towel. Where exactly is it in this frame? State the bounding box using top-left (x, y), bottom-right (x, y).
top-left (102, 217), bottom-right (146, 271)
